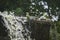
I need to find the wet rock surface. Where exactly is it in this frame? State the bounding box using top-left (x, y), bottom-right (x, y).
top-left (30, 20), bottom-right (51, 40)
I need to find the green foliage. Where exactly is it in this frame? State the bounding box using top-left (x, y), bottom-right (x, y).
top-left (0, 0), bottom-right (60, 17)
top-left (56, 21), bottom-right (60, 33)
top-left (57, 27), bottom-right (60, 33)
top-left (14, 8), bottom-right (23, 16)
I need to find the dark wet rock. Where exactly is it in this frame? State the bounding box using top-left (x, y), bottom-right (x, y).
top-left (29, 20), bottom-right (51, 40)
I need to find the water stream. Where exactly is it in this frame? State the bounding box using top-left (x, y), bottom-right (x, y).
top-left (0, 11), bottom-right (32, 40)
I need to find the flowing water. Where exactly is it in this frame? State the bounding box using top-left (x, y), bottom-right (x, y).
top-left (0, 11), bottom-right (32, 40)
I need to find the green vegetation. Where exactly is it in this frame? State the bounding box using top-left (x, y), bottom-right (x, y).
top-left (14, 8), bottom-right (23, 16)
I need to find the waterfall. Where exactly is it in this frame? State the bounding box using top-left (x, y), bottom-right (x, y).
top-left (0, 11), bottom-right (33, 40)
top-left (0, 11), bottom-right (53, 40)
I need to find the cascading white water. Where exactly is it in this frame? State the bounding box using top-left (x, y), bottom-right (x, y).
top-left (0, 11), bottom-right (32, 40)
top-left (0, 11), bottom-right (57, 40)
